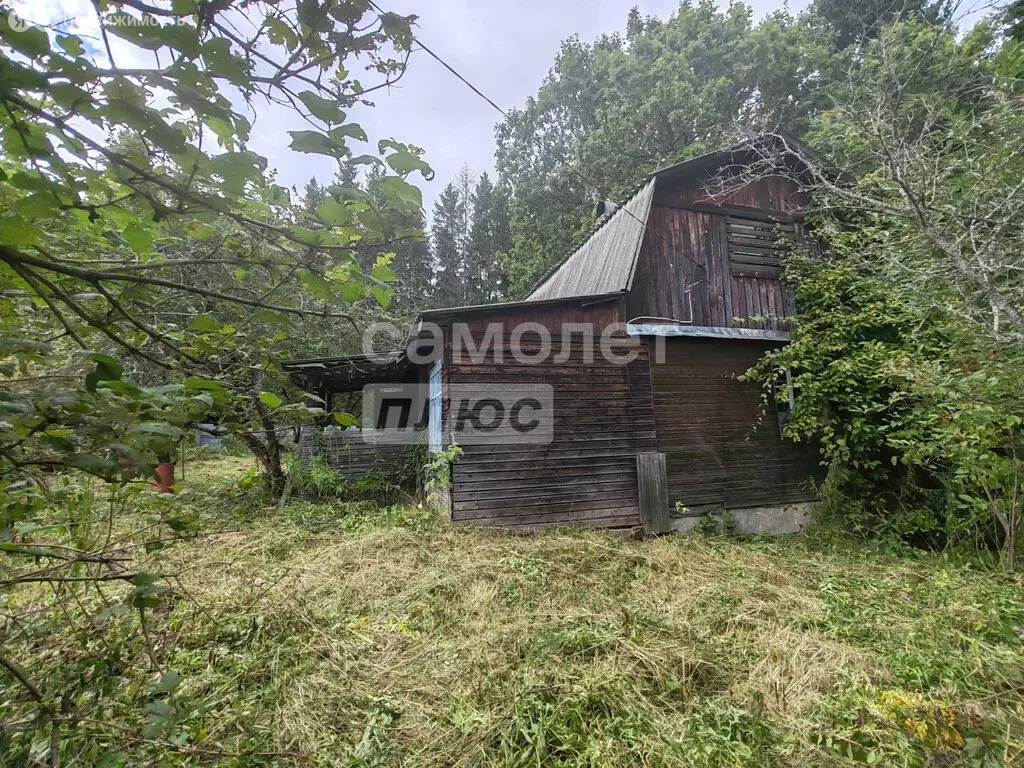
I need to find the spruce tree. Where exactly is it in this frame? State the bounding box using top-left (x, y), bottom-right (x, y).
top-left (303, 177), bottom-right (327, 214)
top-left (431, 180), bottom-right (468, 307)
top-left (468, 173), bottom-right (511, 302)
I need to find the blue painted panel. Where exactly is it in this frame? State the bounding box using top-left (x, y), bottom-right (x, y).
top-left (428, 360), bottom-right (442, 453)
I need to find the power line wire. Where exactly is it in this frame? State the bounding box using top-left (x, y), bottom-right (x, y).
top-left (412, 37), bottom-right (511, 120)
top-left (368, 1), bottom-right (642, 219)
top-left (368, 1), bottom-right (707, 301)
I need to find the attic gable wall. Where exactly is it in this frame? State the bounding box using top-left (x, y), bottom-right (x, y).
top-left (625, 173), bottom-right (807, 331)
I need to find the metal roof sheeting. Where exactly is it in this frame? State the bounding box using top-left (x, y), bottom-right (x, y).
top-left (626, 323), bottom-right (791, 342)
top-left (419, 292), bottom-right (621, 321)
top-left (526, 178), bottom-right (656, 302)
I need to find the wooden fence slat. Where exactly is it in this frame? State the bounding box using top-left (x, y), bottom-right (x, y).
top-left (636, 452), bottom-right (670, 534)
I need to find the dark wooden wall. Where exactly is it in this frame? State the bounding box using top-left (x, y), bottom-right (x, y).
top-left (626, 175), bottom-right (808, 331)
top-left (444, 300), bottom-right (656, 530)
top-left (649, 337), bottom-right (819, 509)
top-left (299, 427), bottom-right (414, 480)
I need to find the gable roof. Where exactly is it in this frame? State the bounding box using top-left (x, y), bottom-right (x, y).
top-left (524, 132), bottom-right (818, 304)
top-left (526, 178), bottom-right (656, 302)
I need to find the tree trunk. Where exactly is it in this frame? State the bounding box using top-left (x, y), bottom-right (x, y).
top-left (241, 371), bottom-right (286, 490)
top-left (240, 430), bottom-right (284, 490)
top-left (1002, 510), bottom-right (1019, 572)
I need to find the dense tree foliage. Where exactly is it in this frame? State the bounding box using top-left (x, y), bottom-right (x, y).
top-left (430, 165), bottom-right (473, 307)
top-left (0, 0), bottom-right (431, 757)
top-left (745, 21), bottom-right (1024, 566)
top-left (808, 0), bottom-right (951, 48)
top-left (0, 0), bottom-right (432, 486)
top-left (422, 166), bottom-right (510, 307)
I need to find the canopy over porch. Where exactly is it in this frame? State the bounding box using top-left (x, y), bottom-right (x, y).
top-left (280, 351), bottom-right (412, 396)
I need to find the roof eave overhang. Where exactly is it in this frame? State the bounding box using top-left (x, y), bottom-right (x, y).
top-left (626, 323), bottom-right (791, 342)
top-left (418, 291), bottom-right (624, 324)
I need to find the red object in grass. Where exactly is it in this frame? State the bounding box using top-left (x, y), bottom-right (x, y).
top-left (154, 462), bottom-right (175, 493)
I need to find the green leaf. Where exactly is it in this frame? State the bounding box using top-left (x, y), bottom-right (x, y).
top-left (288, 225), bottom-right (326, 245)
top-left (297, 91), bottom-right (345, 123)
top-left (259, 391), bottom-right (282, 408)
top-left (57, 35), bottom-right (84, 56)
top-left (329, 123), bottom-right (368, 143)
top-left (208, 150), bottom-right (267, 195)
top-left (371, 264), bottom-right (398, 283)
top-left (372, 285), bottom-right (392, 308)
top-left (385, 148), bottom-right (433, 178)
top-left (184, 377), bottom-right (230, 402)
top-left (132, 422), bottom-right (183, 437)
top-left (7, 171), bottom-right (64, 195)
top-left (189, 314), bottom-right (221, 331)
top-left (48, 83), bottom-right (95, 113)
top-left (130, 572), bottom-right (167, 608)
top-left (376, 176), bottom-right (422, 210)
top-left (0, 213), bottom-right (43, 245)
top-left (1, 19), bottom-right (50, 58)
top-left (2, 124), bottom-right (52, 158)
top-left (106, 13), bottom-right (201, 58)
top-left (270, 184), bottom-right (290, 204)
top-left (123, 223), bottom-right (155, 255)
top-left (104, 97), bottom-right (188, 154)
top-left (103, 380), bottom-right (145, 398)
top-left (40, 434), bottom-right (75, 452)
top-left (349, 154), bottom-right (382, 167)
top-left (85, 353), bottom-right (123, 392)
top-left (156, 670), bottom-right (182, 694)
top-left (264, 17), bottom-right (297, 47)
top-left (205, 115), bottom-right (235, 144)
top-left (0, 543), bottom-right (64, 558)
top-left (298, 269), bottom-right (335, 300)
top-left (13, 192), bottom-right (60, 219)
top-left (201, 37), bottom-right (248, 84)
top-left (66, 452), bottom-right (119, 476)
top-left (316, 199), bottom-right (351, 226)
top-left (288, 130), bottom-right (337, 156)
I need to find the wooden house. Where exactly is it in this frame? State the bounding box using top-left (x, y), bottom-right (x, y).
top-left (284, 135), bottom-right (821, 533)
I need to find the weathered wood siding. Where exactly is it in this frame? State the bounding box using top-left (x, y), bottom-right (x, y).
top-left (299, 427), bottom-right (416, 480)
top-left (649, 337), bottom-right (819, 508)
top-left (627, 175), bottom-right (808, 331)
top-left (636, 452), bottom-right (671, 534)
top-left (446, 301), bottom-right (656, 530)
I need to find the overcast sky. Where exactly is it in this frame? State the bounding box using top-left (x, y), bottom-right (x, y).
top-left (15, 0), bottom-right (810, 214)
top-left (311, 0), bottom-right (812, 213)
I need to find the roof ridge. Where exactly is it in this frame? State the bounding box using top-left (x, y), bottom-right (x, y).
top-left (646, 130), bottom-right (818, 180)
top-left (522, 132), bottom-right (817, 304)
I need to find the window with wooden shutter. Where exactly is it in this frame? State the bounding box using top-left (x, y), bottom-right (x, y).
top-left (727, 215), bottom-right (797, 278)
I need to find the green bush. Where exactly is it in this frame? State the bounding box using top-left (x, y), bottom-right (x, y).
top-left (749, 254), bottom-right (1024, 567)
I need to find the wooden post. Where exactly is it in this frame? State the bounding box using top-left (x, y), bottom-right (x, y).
top-left (636, 452), bottom-right (671, 534)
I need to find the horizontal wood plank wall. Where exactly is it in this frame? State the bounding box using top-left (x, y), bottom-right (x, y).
top-left (650, 338), bottom-right (819, 508)
top-left (447, 301), bottom-right (655, 531)
top-left (300, 428), bottom-right (414, 480)
top-left (628, 175), bottom-right (806, 332)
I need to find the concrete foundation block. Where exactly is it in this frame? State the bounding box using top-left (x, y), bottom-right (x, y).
top-left (669, 501), bottom-right (814, 535)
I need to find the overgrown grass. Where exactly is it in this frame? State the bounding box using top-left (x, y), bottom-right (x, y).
top-left (2, 457), bottom-right (1023, 766)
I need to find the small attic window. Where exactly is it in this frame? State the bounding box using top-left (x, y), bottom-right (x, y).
top-left (727, 215), bottom-right (797, 278)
